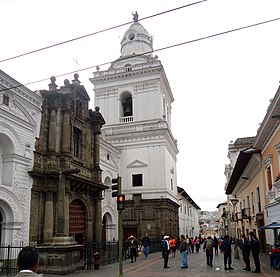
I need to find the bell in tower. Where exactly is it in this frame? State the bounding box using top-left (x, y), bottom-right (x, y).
top-left (123, 97), bottom-right (132, 117)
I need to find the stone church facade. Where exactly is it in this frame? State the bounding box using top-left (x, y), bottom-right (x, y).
top-left (28, 75), bottom-right (107, 273)
top-left (92, 15), bottom-right (180, 240)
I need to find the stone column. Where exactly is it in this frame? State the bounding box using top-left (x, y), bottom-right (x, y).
top-left (56, 171), bottom-right (66, 236)
top-left (62, 111), bottom-right (71, 153)
top-left (48, 109), bottom-right (56, 152)
top-left (51, 168), bottom-right (79, 245)
top-left (94, 197), bottom-right (102, 242)
top-left (43, 192), bottom-right (54, 242)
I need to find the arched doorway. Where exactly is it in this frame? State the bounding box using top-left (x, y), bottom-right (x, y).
top-left (69, 199), bottom-right (86, 245)
top-left (102, 212), bottom-right (115, 241)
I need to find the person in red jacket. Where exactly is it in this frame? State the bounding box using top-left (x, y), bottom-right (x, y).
top-left (269, 244), bottom-right (280, 269)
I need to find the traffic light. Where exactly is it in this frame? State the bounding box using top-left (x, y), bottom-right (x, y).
top-left (117, 194), bottom-right (125, 210)
top-left (111, 176), bottom-right (120, 198)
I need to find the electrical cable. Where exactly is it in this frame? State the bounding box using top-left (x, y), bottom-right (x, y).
top-left (0, 15), bottom-right (279, 93)
top-left (0, 0), bottom-right (207, 63)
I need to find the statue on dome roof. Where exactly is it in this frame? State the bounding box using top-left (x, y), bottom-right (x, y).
top-left (132, 11), bottom-right (138, 22)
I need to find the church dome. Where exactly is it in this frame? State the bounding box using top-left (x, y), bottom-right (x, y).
top-left (120, 21), bottom-right (153, 58)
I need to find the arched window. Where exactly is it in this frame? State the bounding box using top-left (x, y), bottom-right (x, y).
top-left (3, 95), bottom-right (9, 106)
top-left (121, 93), bottom-right (133, 116)
top-left (124, 63), bottom-right (132, 72)
top-left (120, 92), bottom-right (133, 123)
top-left (123, 97), bottom-right (132, 117)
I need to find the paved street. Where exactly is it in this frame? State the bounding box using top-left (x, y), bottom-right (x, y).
top-left (55, 247), bottom-right (279, 277)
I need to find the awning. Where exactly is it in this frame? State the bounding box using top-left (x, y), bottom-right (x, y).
top-left (259, 222), bottom-right (280, 230)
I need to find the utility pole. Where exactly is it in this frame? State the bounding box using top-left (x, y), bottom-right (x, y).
top-left (230, 198), bottom-right (239, 259)
top-left (118, 207), bottom-right (124, 277)
top-left (112, 176), bottom-right (124, 277)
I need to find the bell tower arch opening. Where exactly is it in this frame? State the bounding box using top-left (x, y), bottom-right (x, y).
top-left (120, 91), bottom-right (133, 122)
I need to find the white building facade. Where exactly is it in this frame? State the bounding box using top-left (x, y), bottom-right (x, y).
top-left (100, 138), bottom-right (120, 241)
top-left (0, 70), bottom-right (42, 245)
top-left (178, 186), bottom-right (200, 238)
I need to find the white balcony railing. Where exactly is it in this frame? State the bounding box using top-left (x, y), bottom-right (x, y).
top-left (119, 116), bottom-right (133, 123)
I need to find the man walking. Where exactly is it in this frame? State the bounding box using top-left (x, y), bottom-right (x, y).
top-left (213, 236), bottom-right (219, 255)
top-left (141, 233), bottom-right (151, 258)
top-left (220, 235), bottom-right (234, 270)
top-left (162, 235), bottom-right (170, 269)
top-left (239, 234), bottom-right (251, 271)
top-left (128, 235), bottom-right (138, 263)
top-left (249, 231), bottom-right (261, 273)
top-left (179, 235), bottom-right (188, 269)
top-left (203, 236), bottom-right (214, 267)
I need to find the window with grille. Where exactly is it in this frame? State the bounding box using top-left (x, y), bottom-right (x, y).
top-left (3, 95), bottom-right (9, 106)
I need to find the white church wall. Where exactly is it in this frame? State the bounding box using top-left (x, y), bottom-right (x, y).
top-left (0, 70), bottom-right (42, 245)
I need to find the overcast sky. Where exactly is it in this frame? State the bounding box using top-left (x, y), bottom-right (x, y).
top-left (1, 0), bottom-right (280, 211)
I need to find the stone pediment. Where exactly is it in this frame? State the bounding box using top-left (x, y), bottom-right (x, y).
top-left (127, 159), bottom-right (147, 168)
top-left (10, 100), bottom-right (36, 125)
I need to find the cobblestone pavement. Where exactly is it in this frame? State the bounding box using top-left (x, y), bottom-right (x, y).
top-left (54, 247), bottom-right (279, 277)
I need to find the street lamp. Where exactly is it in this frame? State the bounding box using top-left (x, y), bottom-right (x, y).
top-left (221, 212), bottom-right (226, 237)
top-left (230, 198), bottom-right (239, 259)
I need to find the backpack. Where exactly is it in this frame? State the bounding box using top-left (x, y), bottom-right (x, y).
top-left (206, 239), bottom-right (213, 251)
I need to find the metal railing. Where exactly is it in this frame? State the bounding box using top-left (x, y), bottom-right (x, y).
top-left (0, 245), bottom-right (23, 275)
top-left (84, 239), bottom-right (162, 270)
top-left (0, 240), bottom-right (163, 274)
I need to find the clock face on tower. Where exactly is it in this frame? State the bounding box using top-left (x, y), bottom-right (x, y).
top-left (128, 33), bottom-right (135, 40)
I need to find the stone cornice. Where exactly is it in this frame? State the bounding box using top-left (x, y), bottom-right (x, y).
top-left (0, 70), bottom-right (42, 107)
top-left (254, 85), bottom-right (280, 150)
top-left (91, 61), bottom-right (174, 103)
top-left (102, 119), bottom-right (178, 158)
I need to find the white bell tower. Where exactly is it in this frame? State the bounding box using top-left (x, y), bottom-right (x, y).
top-left (90, 13), bottom-right (179, 238)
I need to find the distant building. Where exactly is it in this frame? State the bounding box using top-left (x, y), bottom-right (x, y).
top-left (216, 201), bottom-right (228, 237)
top-left (199, 211), bottom-right (218, 237)
top-left (177, 186), bottom-right (200, 238)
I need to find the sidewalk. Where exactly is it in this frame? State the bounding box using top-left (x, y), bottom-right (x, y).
top-left (51, 247), bottom-right (279, 277)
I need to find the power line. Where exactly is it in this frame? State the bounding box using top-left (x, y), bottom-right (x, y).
top-left (1, 15), bottom-right (279, 93)
top-left (0, 0), bottom-right (207, 63)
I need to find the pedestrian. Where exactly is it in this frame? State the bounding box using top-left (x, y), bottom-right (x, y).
top-left (213, 236), bottom-right (219, 255)
top-left (239, 234), bottom-right (251, 271)
top-left (185, 235), bottom-right (190, 253)
top-left (249, 231), bottom-right (261, 273)
top-left (179, 235), bottom-right (188, 268)
top-left (16, 246), bottom-right (40, 277)
top-left (220, 235), bottom-right (234, 270)
top-left (128, 235), bottom-right (138, 263)
top-left (190, 237), bottom-right (195, 253)
top-left (194, 236), bottom-right (200, 253)
top-left (269, 243), bottom-right (280, 269)
top-left (203, 236), bottom-right (214, 267)
top-left (162, 235), bottom-right (170, 269)
top-left (141, 233), bottom-right (151, 258)
top-left (169, 236), bottom-right (177, 258)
